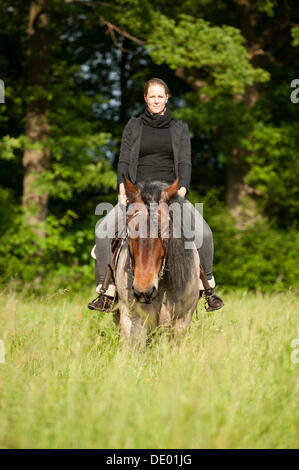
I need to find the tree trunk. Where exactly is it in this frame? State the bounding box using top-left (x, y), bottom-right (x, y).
top-left (22, 0), bottom-right (50, 236)
top-left (119, 37), bottom-right (130, 124)
top-left (225, 145), bottom-right (262, 229)
top-left (175, 66), bottom-right (261, 227)
top-left (225, 0), bottom-right (270, 227)
top-left (225, 83), bottom-right (261, 228)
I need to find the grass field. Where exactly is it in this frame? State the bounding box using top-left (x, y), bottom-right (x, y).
top-left (0, 284), bottom-right (298, 449)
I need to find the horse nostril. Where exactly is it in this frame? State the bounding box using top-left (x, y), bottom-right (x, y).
top-left (134, 289), bottom-right (146, 303)
top-left (133, 287), bottom-right (142, 299)
top-left (146, 286), bottom-right (154, 298)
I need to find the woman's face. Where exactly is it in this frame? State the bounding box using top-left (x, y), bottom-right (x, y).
top-left (144, 84), bottom-right (168, 114)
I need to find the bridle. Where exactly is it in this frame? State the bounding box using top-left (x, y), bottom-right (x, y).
top-left (125, 206), bottom-right (169, 281)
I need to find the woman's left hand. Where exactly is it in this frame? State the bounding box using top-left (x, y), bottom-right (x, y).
top-left (177, 187), bottom-right (187, 198)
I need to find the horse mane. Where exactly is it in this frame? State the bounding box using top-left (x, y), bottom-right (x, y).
top-left (137, 181), bottom-right (195, 291)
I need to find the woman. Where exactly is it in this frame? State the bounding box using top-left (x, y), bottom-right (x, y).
top-left (88, 78), bottom-right (224, 312)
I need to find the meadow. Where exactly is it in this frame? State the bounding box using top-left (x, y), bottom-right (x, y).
top-left (0, 284), bottom-right (298, 449)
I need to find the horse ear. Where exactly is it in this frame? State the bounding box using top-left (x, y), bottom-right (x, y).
top-left (122, 175), bottom-right (140, 202)
top-left (160, 177), bottom-right (181, 203)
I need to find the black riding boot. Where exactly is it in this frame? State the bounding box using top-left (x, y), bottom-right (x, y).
top-left (88, 286), bottom-right (116, 312)
top-left (204, 287), bottom-right (224, 312)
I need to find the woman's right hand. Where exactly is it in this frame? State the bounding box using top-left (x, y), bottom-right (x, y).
top-left (118, 182), bottom-right (128, 206)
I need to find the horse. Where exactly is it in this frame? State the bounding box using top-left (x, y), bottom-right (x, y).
top-left (113, 177), bottom-right (200, 346)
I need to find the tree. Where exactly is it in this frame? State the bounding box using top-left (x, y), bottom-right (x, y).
top-left (0, 0), bottom-right (298, 289)
top-left (120, 0), bottom-right (299, 226)
top-left (22, 0), bottom-right (50, 235)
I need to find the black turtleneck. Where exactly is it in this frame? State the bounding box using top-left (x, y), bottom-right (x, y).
top-left (140, 107), bottom-right (173, 128)
top-left (136, 108), bottom-right (175, 185)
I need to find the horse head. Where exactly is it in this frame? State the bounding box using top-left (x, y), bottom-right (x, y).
top-left (123, 176), bottom-right (180, 303)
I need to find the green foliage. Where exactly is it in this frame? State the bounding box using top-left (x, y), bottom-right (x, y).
top-left (255, 0), bottom-right (275, 15)
top-left (0, 187), bottom-right (18, 233)
top-left (291, 26), bottom-right (299, 47)
top-left (147, 14), bottom-right (269, 96)
top-left (215, 220), bottom-right (299, 292)
top-left (188, 189), bottom-right (299, 292)
top-left (176, 91), bottom-right (299, 223)
top-left (0, 0), bottom-right (298, 292)
top-left (0, 1), bottom-right (120, 287)
top-left (0, 135), bottom-right (23, 160)
top-left (245, 124), bottom-right (299, 219)
top-left (0, 209), bottom-right (96, 285)
top-left (38, 134), bottom-right (115, 201)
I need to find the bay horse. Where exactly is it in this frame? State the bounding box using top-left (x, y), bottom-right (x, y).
top-left (114, 177), bottom-right (200, 345)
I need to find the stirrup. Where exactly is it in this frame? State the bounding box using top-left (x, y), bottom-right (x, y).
top-left (204, 287), bottom-right (224, 312)
top-left (88, 290), bottom-right (116, 312)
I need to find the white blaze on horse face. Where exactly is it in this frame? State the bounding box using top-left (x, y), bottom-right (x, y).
top-left (126, 202), bottom-right (148, 238)
top-left (128, 200), bottom-right (166, 298)
top-left (157, 202), bottom-right (170, 239)
top-left (153, 275), bottom-right (159, 291)
top-left (148, 202), bottom-right (160, 238)
top-left (132, 260), bottom-right (160, 298)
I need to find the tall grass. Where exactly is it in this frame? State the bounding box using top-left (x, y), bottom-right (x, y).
top-left (0, 284), bottom-right (298, 449)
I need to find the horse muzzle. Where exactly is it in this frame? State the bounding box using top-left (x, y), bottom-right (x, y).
top-left (133, 284), bottom-right (158, 303)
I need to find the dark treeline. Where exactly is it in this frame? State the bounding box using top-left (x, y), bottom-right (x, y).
top-left (0, 0), bottom-right (298, 292)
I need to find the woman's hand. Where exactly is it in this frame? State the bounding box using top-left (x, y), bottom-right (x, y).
top-left (177, 186), bottom-right (187, 198)
top-left (118, 182), bottom-right (128, 206)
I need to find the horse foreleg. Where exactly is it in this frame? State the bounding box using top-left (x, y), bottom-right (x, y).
top-left (118, 301), bottom-right (147, 348)
top-left (173, 310), bottom-right (193, 338)
top-left (129, 315), bottom-right (148, 348)
top-left (118, 301), bottom-right (132, 340)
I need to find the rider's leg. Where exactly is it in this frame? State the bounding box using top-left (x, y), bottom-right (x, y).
top-left (196, 214), bottom-right (214, 282)
top-left (181, 199), bottom-right (213, 278)
top-left (94, 233), bottom-right (113, 287)
top-left (182, 199), bottom-right (224, 311)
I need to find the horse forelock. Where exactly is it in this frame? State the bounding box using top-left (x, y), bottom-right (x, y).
top-left (138, 181), bottom-right (163, 206)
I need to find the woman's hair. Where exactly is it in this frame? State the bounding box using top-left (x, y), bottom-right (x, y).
top-left (144, 78), bottom-right (171, 97)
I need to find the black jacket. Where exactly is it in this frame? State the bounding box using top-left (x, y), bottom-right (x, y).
top-left (117, 115), bottom-right (192, 191)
